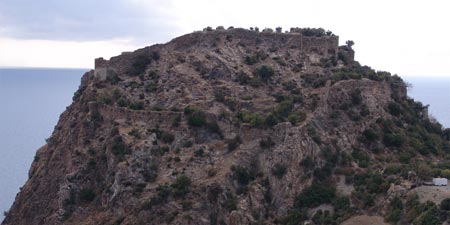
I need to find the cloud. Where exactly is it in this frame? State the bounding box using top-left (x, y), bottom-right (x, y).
top-left (0, 0), bottom-right (449, 76)
top-left (0, 37), bottom-right (139, 68)
top-left (0, 0), bottom-right (179, 44)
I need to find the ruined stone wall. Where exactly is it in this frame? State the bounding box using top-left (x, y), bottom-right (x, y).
top-left (93, 28), bottom-right (340, 80)
top-left (301, 36), bottom-right (339, 55)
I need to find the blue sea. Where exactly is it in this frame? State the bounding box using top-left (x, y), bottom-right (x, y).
top-left (0, 69), bottom-right (449, 222)
top-left (0, 68), bottom-right (85, 221)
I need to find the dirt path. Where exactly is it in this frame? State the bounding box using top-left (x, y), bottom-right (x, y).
top-left (340, 215), bottom-right (388, 225)
top-left (410, 185), bottom-right (450, 204)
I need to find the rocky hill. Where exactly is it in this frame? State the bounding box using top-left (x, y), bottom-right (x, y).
top-left (3, 27), bottom-right (450, 225)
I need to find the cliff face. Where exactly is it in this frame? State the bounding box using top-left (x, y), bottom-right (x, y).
top-left (4, 28), bottom-right (450, 225)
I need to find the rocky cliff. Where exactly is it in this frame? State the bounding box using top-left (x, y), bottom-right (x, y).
top-left (4, 27), bottom-right (450, 225)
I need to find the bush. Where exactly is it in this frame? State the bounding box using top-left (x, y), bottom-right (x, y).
top-left (171, 175), bottom-right (191, 198)
top-left (294, 183), bottom-right (336, 209)
top-left (288, 111), bottom-right (307, 125)
top-left (194, 148), bottom-right (204, 157)
top-left (161, 131), bottom-right (175, 143)
top-left (383, 133), bottom-right (404, 147)
top-left (117, 97), bottom-right (129, 107)
top-left (227, 136), bottom-right (242, 152)
top-left (300, 156), bottom-right (315, 170)
top-left (283, 209), bottom-right (308, 225)
top-left (128, 128), bottom-right (140, 138)
top-left (260, 137), bottom-right (275, 149)
top-left (386, 197), bottom-right (403, 223)
top-left (79, 188), bottom-right (96, 202)
top-left (142, 185), bottom-right (171, 209)
top-left (237, 71), bottom-right (250, 85)
top-left (213, 89), bottom-right (225, 102)
top-left (351, 148), bottom-right (370, 168)
top-left (244, 55), bottom-right (259, 65)
top-left (388, 102), bottom-right (402, 116)
top-left (362, 128), bottom-right (378, 142)
top-left (255, 65), bottom-right (274, 82)
top-left (441, 198), bottom-right (450, 211)
top-left (151, 51), bottom-right (160, 61)
top-left (231, 165), bottom-right (255, 185)
top-left (145, 82), bottom-right (158, 92)
top-left (275, 100), bottom-right (294, 118)
top-left (272, 163), bottom-right (288, 178)
top-left (350, 89), bottom-right (362, 105)
top-left (129, 53), bottom-right (151, 76)
top-left (111, 136), bottom-right (128, 156)
top-left (237, 111), bottom-right (264, 127)
top-left (353, 172), bottom-right (389, 194)
top-left (188, 111), bottom-right (206, 127)
top-left (142, 161), bottom-right (158, 182)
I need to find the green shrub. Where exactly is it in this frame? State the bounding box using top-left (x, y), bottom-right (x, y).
top-left (151, 51), bottom-right (160, 61)
top-left (231, 165), bottom-right (255, 185)
top-left (227, 135), bottom-right (242, 152)
top-left (383, 133), bottom-right (404, 147)
top-left (223, 195), bottom-right (237, 212)
top-left (362, 128), bottom-right (378, 142)
top-left (264, 112), bottom-right (280, 127)
top-left (213, 89), bottom-right (225, 102)
top-left (161, 131), bottom-right (175, 143)
top-left (171, 175), bottom-right (191, 198)
top-left (260, 137), bottom-right (275, 149)
top-left (79, 188), bottom-right (96, 202)
top-left (142, 161), bottom-right (158, 182)
top-left (350, 89), bottom-right (362, 105)
top-left (111, 136), bottom-right (128, 156)
top-left (441, 198), bottom-right (450, 211)
top-left (128, 128), bottom-right (140, 138)
top-left (275, 100), bottom-right (294, 118)
top-left (351, 148), bottom-right (370, 168)
top-left (188, 111), bottom-right (207, 127)
top-left (386, 197), bottom-right (403, 223)
top-left (288, 111), bottom-right (307, 125)
top-left (145, 82), bottom-right (158, 92)
top-left (255, 65), bottom-right (274, 82)
top-left (129, 53), bottom-right (151, 76)
top-left (388, 102), bottom-right (402, 116)
top-left (194, 148), bottom-right (204, 157)
top-left (283, 209), bottom-right (308, 225)
top-left (272, 163), bottom-right (288, 178)
top-left (294, 183), bottom-right (336, 209)
top-left (142, 185), bottom-right (171, 209)
top-left (332, 196), bottom-right (351, 218)
top-left (313, 164), bottom-right (333, 182)
top-left (237, 71), bottom-right (250, 85)
top-left (237, 111), bottom-right (264, 127)
top-left (117, 97), bottom-right (129, 107)
top-left (245, 55), bottom-right (259, 65)
top-left (353, 172), bottom-right (389, 194)
top-left (300, 156), bottom-right (315, 170)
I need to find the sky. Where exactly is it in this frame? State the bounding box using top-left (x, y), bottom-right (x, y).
top-left (0, 0), bottom-right (449, 77)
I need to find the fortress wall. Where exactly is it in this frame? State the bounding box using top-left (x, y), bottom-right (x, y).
top-left (99, 105), bottom-right (181, 125)
top-left (301, 36), bottom-right (339, 55)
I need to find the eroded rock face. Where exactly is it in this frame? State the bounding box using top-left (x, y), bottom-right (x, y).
top-left (3, 28), bottom-right (445, 225)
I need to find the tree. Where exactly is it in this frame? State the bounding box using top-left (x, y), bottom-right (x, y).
top-left (346, 40), bottom-right (354, 49)
top-left (442, 128), bottom-right (450, 141)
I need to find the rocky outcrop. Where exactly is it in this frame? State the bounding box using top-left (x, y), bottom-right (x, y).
top-left (3, 27), bottom-right (449, 225)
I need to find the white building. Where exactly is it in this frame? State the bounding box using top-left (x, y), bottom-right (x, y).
top-left (432, 178), bottom-right (448, 186)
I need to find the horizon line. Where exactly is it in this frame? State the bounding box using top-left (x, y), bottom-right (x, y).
top-left (0, 66), bottom-right (449, 78)
top-left (0, 66), bottom-right (92, 70)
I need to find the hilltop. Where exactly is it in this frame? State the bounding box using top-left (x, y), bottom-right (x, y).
top-left (3, 27), bottom-right (450, 225)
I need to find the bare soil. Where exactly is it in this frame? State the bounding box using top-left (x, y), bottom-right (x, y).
top-left (340, 215), bottom-right (388, 225)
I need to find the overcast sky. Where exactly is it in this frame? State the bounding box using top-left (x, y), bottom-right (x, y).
top-left (0, 0), bottom-right (449, 77)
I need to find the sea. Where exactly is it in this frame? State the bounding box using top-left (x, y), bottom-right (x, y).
top-left (0, 68), bottom-right (449, 221)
